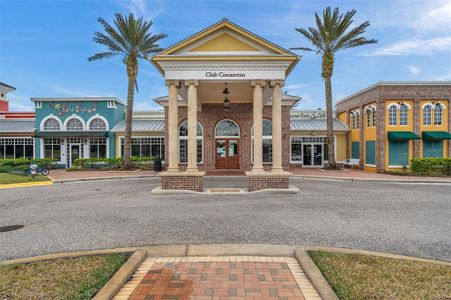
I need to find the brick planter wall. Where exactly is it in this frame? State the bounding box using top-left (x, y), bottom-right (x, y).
top-left (248, 176), bottom-right (289, 192)
top-left (161, 176), bottom-right (203, 192)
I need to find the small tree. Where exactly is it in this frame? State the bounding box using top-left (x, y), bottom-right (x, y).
top-left (292, 7), bottom-right (377, 168)
top-left (88, 13), bottom-right (167, 168)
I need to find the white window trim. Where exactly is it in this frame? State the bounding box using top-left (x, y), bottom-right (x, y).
top-left (86, 114), bottom-right (109, 131)
top-left (119, 136), bottom-right (165, 160)
top-left (63, 114), bottom-right (86, 131)
top-left (35, 101), bottom-right (42, 109)
top-left (40, 114), bottom-right (63, 131)
top-left (388, 105), bottom-right (398, 126)
top-left (107, 101), bottom-right (117, 108)
top-left (214, 119), bottom-right (240, 138)
top-left (178, 121), bottom-right (204, 164)
top-left (0, 137), bottom-right (35, 159)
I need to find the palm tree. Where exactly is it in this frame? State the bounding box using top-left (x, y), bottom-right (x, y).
top-left (291, 7), bottom-right (377, 169)
top-left (88, 13), bottom-right (167, 168)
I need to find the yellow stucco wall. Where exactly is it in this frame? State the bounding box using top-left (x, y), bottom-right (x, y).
top-left (189, 33), bottom-right (259, 52)
top-left (419, 100), bottom-right (449, 158)
top-left (336, 133), bottom-right (346, 162)
top-left (385, 100), bottom-right (414, 170)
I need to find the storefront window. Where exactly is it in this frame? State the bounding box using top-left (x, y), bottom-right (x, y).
top-left (44, 138), bottom-right (61, 160)
top-left (179, 121), bottom-right (203, 163)
top-left (0, 138), bottom-right (34, 159)
top-left (89, 138), bottom-right (107, 159)
top-left (291, 137), bottom-right (302, 163)
top-left (251, 119), bottom-right (272, 163)
top-left (121, 137), bottom-right (165, 159)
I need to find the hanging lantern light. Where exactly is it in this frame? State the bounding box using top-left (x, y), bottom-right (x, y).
top-left (222, 82), bottom-right (230, 113)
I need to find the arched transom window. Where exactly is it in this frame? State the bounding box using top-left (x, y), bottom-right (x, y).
top-left (66, 118), bottom-right (83, 131)
top-left (434, 104), bottom-right (442, 125)
top-left (423, 105), bottom-right (432, 125)
top-left (400, 104), bottom-right (408, 125)
top-left (215, 120), bottom-right (240, 137)
top-left (43, 118), bottom-right (60, 131)
top-left (179, 121), bottom-right (203, 163)
top-left (389, 105), bottom-right (397, 126)
top-left (89, 118), bottom-right (107, 131)
top-left (252, 119), bottom-right (272, 163)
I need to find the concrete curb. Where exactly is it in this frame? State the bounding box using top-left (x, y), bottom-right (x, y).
top-left (294, 247), bottom-right (339, 300)
top-left (292, 174), bottom-right (451, 184)
top-left (52, 175), bottom-right (157, 184)
top-left (0, 181), bottom-right (53, 190)
top-left (304, 245), bottom-right (451, 267)
top-left (93, 249), bottom-right (147, 300)
top-left (0, 247), bottom-right (138, 266)
top-left (150, 185), bottom-right (299, 195)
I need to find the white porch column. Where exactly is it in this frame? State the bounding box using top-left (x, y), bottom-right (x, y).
top-left (250, 80), bottom-right (266, 173)
top-left (185, 80), bottom-right (199, 172)
top-left (166, 80), bottom-right (180, 172)
top-left (270, 80), bottom-right (285, 172)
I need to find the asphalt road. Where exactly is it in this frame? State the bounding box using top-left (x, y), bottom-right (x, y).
top-left (0, 177), bottom-right (450, 261)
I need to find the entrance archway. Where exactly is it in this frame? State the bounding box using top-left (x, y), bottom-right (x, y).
top-left (214, 120), bottom-right (240, 169)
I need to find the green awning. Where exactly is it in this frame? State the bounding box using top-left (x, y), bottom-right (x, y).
top-left (37, 131), bottom-right (108, 138)
top-left (422, 131), bottom-right (451, 141)
top-left (387, 131), bottom-right (420, 141)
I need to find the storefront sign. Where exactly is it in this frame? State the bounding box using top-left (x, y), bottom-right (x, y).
top-left (51, 103), bottom-right (97, 116)
top-left (205, 72), bottom-right (246, 78)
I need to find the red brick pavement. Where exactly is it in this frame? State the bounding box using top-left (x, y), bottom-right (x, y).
top-left (128, 261), bottom-right (305, 300)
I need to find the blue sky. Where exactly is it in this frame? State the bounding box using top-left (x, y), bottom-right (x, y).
top-left (1, 0), bottom-right (451, 112)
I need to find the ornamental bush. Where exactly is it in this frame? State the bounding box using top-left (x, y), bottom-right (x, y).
top-left (0, 158), bottom-right (59, 172)
top-left (411, 158), bottom-right (451, 176)
top-left (72, 157), bottom-right (154, 170)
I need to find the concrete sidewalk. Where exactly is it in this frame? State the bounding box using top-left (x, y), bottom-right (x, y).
top-left (48, 169), bottom-right (158, 183)
top-left (290, 167), bottom-right (451, 183)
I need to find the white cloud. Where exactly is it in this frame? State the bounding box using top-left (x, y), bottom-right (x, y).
top-left (365, 36), bottom-right (451, 56)
top-left (412, 0), bottom-right (451, 32)
top-left (7, 94), bottom-right (33, 111)
top-left (119, 0), bottom-right (165, 21)
top-left (45, 84), bottom-right (116, 98)
top-left (407, 65), bottom-right (421, 75)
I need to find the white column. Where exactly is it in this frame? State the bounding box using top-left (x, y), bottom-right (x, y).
top-left (166, 80), bottom-right (180, 172)
top-left (270, 80), bottom-right (284, 172)
top-left (250, 80), bottom-right (266, 173)
top-left (185, 80), bottom-right (199, 172)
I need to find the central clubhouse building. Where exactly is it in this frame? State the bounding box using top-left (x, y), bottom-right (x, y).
top-left (1, 19), bottom-right (450, 191)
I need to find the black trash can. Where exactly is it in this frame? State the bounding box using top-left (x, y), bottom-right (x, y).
top-left (154, 156), bottom-right (162, 172)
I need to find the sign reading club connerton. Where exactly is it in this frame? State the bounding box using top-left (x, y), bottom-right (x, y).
top-left (163, 67), bottom-right (288, 80)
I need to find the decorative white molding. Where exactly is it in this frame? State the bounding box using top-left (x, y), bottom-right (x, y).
top-left (63, 114), bottom-right (86, 131)
top-left (40, 114), bottom-right (63, 131)
top-left (86, 114), bottom-right (109, 131)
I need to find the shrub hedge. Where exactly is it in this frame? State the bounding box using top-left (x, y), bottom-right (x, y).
top-left (411, 158), bottom-right (451, 176)
top-left (72, 157), bottom-right (154, 170)
top-left (0, 158), bottom-right (59, 173)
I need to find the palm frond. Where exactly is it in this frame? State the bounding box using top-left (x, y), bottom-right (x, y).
top-left (87, 52), bottom-right (118, 61)
top-left (289, 47), bottom-right (315, 52)
top-left (293, 6), bottom-right (376, 56)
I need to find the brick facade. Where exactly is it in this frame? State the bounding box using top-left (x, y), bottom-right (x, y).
top-left (161, 175), bottom-right (203, 192)
top-left (248, 176), bottom-right (289, 192)
top-left (336, 83), bottom-right (451, 173)
top-left (164, 103), bottom-right (291, 172)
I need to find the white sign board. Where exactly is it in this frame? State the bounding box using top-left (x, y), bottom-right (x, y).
top-left (164, 69), bottom-right (286, 80)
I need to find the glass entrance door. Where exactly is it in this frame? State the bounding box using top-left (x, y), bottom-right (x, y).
top-left (215, 139), bottom-right (239, 169)
top-left (70, 144), bottom-right (80, 167)
top-left (303, 143), bottom-right (323, 167)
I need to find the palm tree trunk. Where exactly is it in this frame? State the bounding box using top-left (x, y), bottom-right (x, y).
top-left (123, 62), bottom-right (137, 169)
top-left (324, 76), bottom-right (337, 169)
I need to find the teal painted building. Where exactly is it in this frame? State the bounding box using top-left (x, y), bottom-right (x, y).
top-left (32, 97), bottom-right (125, 167)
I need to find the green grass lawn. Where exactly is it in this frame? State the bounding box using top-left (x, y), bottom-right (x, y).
top-left (0, 173), bottom-right (50, 184)
top-left (308, 250), bottom-right (451, 300)
top-left (0, 254), bottom-right (128, 300)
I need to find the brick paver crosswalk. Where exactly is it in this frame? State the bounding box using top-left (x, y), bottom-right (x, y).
top-left (114, 256), bottom-right (320, 300)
